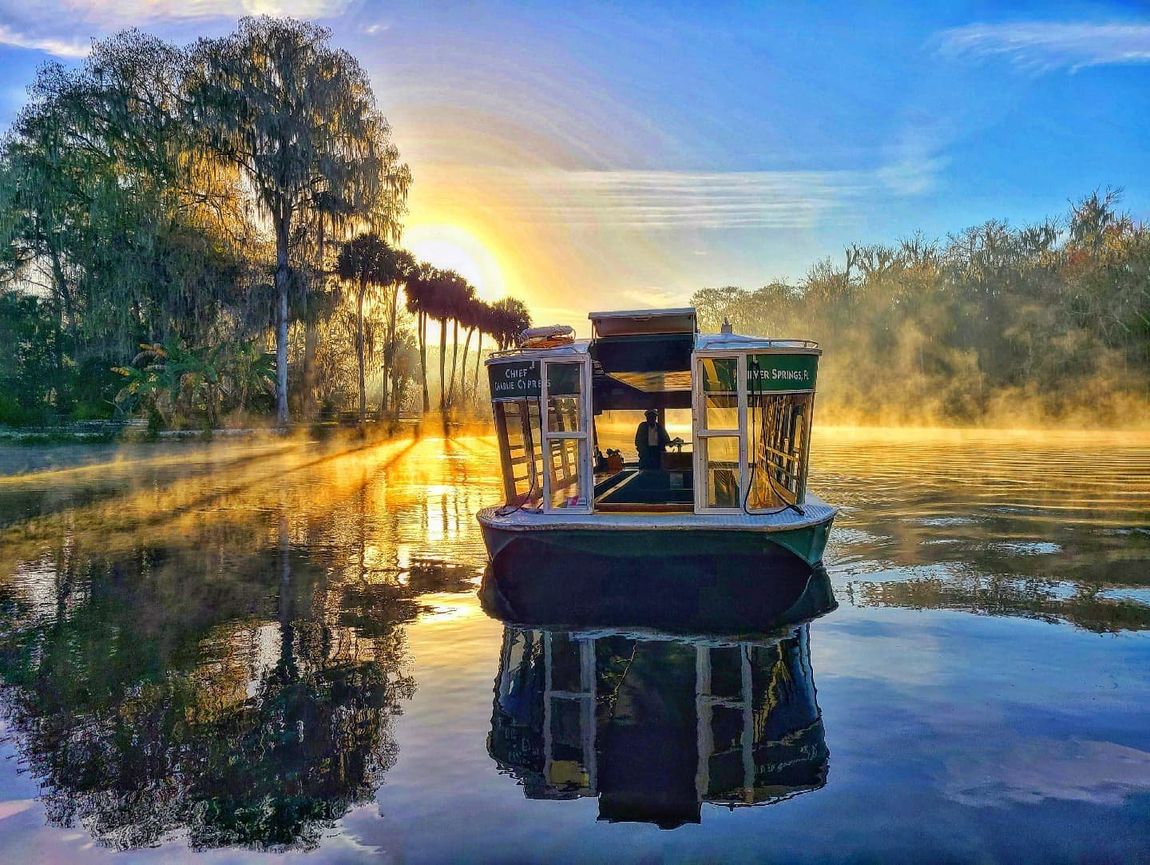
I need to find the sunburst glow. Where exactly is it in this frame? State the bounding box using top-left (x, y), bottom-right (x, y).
top-left (405, 223), bottom-right (505, 301)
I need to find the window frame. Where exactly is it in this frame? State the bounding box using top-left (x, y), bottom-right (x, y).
top-left (541, 356), bottom-right (594, 514)
top-left (693, 352), bottom-right (749, 514)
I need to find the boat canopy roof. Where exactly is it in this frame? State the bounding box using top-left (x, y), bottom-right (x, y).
top-left (694, 333), bottom-right (821, 354)
top-left (589, 307), bottom-right (696, 338)
top-left (485, 307), bottom-right (819, 409)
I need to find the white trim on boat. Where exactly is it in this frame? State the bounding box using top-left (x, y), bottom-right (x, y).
top-left (479, 493), bottom-right (836, 533)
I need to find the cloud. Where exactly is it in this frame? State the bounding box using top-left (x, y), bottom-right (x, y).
top-left (936, 21), bottom-right (1150, 73)
top-left (479, 159), bottom-right (941, 230)
top-left (59, 1), bottom-right (352, 21)
top-left (0, 23), bottom-right (88, 58)
top-left (0, 1), bottom-right (353, 57)
top-left (944, 737), bottom-right (1150, 808)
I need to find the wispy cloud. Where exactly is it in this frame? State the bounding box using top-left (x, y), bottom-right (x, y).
top-left (943, 737), bottom-right (1150, 808)
top-left (530, 169), bottom-right (864, 229)
top-left (61, 1), bottom-right (352, 22)
top-left (0, 1), bottom-right (353, 57)
top-left (479, 158), bottom-right (941, 230)
top-left (936, 21), bottom-right (1150, 73)
top-left (0, 23), bottom-right (88, 58)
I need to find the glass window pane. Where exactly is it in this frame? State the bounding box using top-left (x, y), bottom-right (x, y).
top-left (547, 362), bottom-right (582, 396)
top-left (702, 436), bottom-right (741, 509)
top-left (704, 392), bottom-right (738, 431)
top-left (548, 438), bottom-right (587, 509)
top-left (546, 363), bottom-right (583, 432)
top-left (548, 633), bottom-right (583, 691)
top-left (747, 393), bottom-right (811, 508)
top-left (547, 396), bottom-right (582, 432)
top-left (495, 400), bottom-right (544, 507)
top-left (701, 357), bottom-right (737, 392)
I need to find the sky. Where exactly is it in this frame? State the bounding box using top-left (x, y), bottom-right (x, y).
top-left (0, 0), bottom-right (1147, 331)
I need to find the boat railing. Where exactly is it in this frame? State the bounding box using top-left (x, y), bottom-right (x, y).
top-left (487, 345), bottom-right (585, 361)
top-left (699, 336), bottom-right (821, 350)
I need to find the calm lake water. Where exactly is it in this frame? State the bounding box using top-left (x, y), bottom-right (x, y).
top-left (0, 427), bottom-right (1148, 863)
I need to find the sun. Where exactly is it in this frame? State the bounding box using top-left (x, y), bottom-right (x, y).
top-left (404, 223), bottom-right (505, 301)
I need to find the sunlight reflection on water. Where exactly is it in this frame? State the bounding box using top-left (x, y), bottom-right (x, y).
top-left (0, 427), bottom-right (1146, 863)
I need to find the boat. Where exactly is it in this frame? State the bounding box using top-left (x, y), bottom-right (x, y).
top-left (478, 307), bottom-right (836, 566)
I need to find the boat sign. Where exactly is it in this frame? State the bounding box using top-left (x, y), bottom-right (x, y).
top-left (489, 360), bottom-right (541, 399)
top-left (489, 360), bottom-right (583, 400)
top-left (747, 354), bottom-right (818, 392)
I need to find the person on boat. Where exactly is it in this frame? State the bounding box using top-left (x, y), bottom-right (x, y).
top-left (634, 409), bottom-right (671, 470)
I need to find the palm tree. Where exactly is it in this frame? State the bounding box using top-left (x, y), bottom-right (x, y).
top-left (432, 270), bottom-right (472, 411)
top-left (490, 297), bottom-right (532, 350)
top-left (404, 272), bottom-right (529, 414)
top-left (336, 233), bottom-right (404, 425)
top-left (471, 300), bottom-right (495, 407)
top-left (454, 296), bottom-right (483, 408)
top-left (381, 249), bottom-right (416, 417)
top-left (404, 262), bottom-right (436, 413)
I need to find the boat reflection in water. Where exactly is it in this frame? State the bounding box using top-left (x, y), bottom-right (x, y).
top-left (483, 549), bottom-right (834, 828)
top-left (489, 625), bottom-right (826, 828)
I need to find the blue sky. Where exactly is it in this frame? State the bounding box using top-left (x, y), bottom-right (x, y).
top-left (0, 0), bottom-right (1147, 322)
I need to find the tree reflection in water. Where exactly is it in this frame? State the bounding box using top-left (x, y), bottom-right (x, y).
top-left (0, 529), bottom-right (471, 851)
top-left (488, 624), bottom-right (828, 829)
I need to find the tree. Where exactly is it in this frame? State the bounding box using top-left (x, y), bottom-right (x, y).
top-left (489, 297), bottom-right (532, 350)
top-left (336, 233), bottom-right (406, 424)
top-left (445, 278), bottom-right (477, 409)
top-left (186, 17), bottom-right (409, 427)
top-left (381, 249), bottom-right (416, 417)
top-left (431, 270), bottom-right (473, 411)
top-left (471, 300), bottom-right (494, 406)
top-left (0, 30), bottom-right (261, 422)
top-left (404, 263), bottom-right (437, 413)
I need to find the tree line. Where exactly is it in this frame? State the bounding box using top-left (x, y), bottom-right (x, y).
top-left (693, 190), bottom-right (1150, 426)
top-left (0, 17), bottom-right (531, 429)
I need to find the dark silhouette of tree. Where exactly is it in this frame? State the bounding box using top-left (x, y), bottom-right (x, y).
top-left (489, 297), bottom-right (532, 350)
top-left (449, 291), bottom-right (482, 408)
top-left (414, 268), bottom-right (473, 411)
top-left (381, 249), bottom-right (417, 416)
top-left (404, 262), bottom-right (438, 413)
top-left (186, 17), bottom-right (409, 427)
top-left (470, 300), bottom-right (494, 405)
top-left (336, 233), bottom-right (405, 424)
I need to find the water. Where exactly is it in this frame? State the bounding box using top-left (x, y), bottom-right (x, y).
top-left (0, 427), bottom-right (1148, 863)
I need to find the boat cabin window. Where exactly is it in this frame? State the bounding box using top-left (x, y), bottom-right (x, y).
top-left (747, 392), bottom-right (813, 509)
top-left (700, 435), bottom-right (741, 508)
top-left (700, 358), bottom-right (739, 432)
top-left (697, 358), bottom-right (742, 508)
top-left (492, 399), bottom-right (544, 509)
top-left (544, 361), bottom-right (589, 510)
top-left (586, 311), bottom-right (697, 513)
top-left (693, 350), bottom-right (818, 513)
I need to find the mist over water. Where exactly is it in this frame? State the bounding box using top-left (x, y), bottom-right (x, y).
top-left (0, 428), bottom-right (1147, 863)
